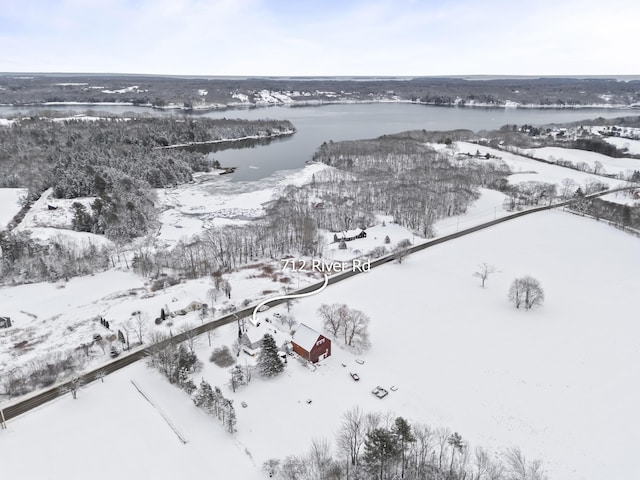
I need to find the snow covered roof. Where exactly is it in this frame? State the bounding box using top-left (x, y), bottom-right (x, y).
top-left (243, 323), bottom-right (287, 349)
top-left (335, 229), bottom-right (365, 239)
top-left (292, 323), bottom-right (322, 352)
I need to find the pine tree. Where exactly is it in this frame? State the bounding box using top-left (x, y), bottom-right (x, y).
top-left (230, 364), bottom-right (245, 392)
top-left (193, 380), bottom-right (214, 410)
top-left (225, 399), bottom-right (237, 433)
top-left (621, 205), bottom-right (632, 227)
top-left (395, 417), bottom-right (415, 479)
top-left (362, 427), bottom-right (401, 480)
top-left (213, 386), bottom-right (223, 419)
top-left (257, 334), bottom-right (284, 377)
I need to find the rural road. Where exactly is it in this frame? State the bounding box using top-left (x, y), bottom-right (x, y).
top-left (1, 186), bottom-right (634, 426)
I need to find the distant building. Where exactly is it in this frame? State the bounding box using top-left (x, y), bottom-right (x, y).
top-left (175, 301), bottom-right (204, 316)
top-left (0, 317), bottom-right (12, 328)
top-left (291, 323), bottom-right (331, 363)
top-left (333, 229), bottom-right (367, 243)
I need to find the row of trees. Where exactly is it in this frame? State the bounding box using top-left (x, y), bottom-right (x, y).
top-left (192, 379), bottom-right (237, 433)
top-left (0, 229), bottom-right (110, 285)
top-left (265, 406), bottom-right (547, 480)
top-left (127, 137), bottom-right (511, 282)
top-left (147, 337), bottom-right (237, 433)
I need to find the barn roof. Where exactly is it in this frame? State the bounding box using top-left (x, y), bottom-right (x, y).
top-left (292, 323), bottom-right (323, 352)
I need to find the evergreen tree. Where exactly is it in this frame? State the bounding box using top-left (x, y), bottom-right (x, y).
top-left (394, 417), bottom-right (415, 479)
top-left (193, 380), bottom-right (214, 410)
top-left (225, 399), bottom-right (237, 433)
top-left (213, 386), bottom-right (223, 419)
top-left (362, 427), bottom-right (401, 480)
top-left (448, 432), bottom-right (465, 476)
top-left (257, 334), bottom-right (284, 377)
top-left (182, 378), bottom-right (197, 395)
top-left (621, 205), bottom-right (632, 227)
top-left (230, 364), bottom-right (245, 392)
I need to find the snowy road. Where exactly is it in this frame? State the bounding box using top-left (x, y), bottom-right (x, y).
top-left (2, 185), bottom-right (634, 424)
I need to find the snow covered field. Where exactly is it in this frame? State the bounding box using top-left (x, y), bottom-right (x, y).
top-left (2, 210), bottom-right (639, 480)
top-left (524, 146), bottom-right (640, 177)
top-left (603, 136), bottom-right (640, 155)
top-left (455, 142), bottom-right (630, 198)
top-left (12, 187), bottom-right (112, 248)
top-left (0, 188), bottom-right (25, 228)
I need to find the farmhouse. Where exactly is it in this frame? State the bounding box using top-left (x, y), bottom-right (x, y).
top-left (333, 229), bottom-right (367, 242)
top-left (241, 324), bottom-right (289, 351)
top-left (291, 323), bottom-right (331, 363)
top-left (0, 317), bottom-right (12, 328)
top-left (174, 301), bottom-right (205, 316)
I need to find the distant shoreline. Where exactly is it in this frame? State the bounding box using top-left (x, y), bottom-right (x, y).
top-left (1, 98), bottom-right (638, 113)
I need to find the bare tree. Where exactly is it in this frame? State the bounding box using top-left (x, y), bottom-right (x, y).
top-left (308, 437), bottom-right (333, 480)
top-left (134, 312), bottom-right (147, 345)
top-left (318, 303), bottom-right (370, 352)
top-left (503, 446), bottom-right (547, 480)
top-left (207, 286), bottom-right (219, 305)
top-left (393, 239), bottom-right (413, 264)
top-left (95, 369), bottom-right (106, 383)
top-left (337, 406), bottom-right (365, 471)
top-left (343, 309), bottom-right (370, 352)
top-left (180, 323), bottom-right (197, 353)
top-left (318, 303), bottom-right (345, 336)
top-left (508, 276), bottom-right (544, 310)
top-left (560, 178), bottom-right (577, 200)
top-left (436, 426), bottom-right (452, 470)
top-left (473, 262), bottom-right (498, 288)
top-left (281, 314), bottom-right (297, 333)
top-left (67, 376), bottom-right (82, 399)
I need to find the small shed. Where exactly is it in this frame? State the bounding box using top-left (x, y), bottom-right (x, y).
top-left (291, 323), bottom-right (331, 363)
top-left (0, 317), bottom-right (12, 328)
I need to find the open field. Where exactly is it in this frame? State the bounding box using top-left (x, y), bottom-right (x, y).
top-left (2, 210), bottom-right (638, 480)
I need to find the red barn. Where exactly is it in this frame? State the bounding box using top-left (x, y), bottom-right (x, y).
top-left (291, 323), bottom-right (331, 363)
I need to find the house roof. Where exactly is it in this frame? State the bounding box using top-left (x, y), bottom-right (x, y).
top-left (292, 323), bottom-right (323, 352)
top-left (335, 229), bottom-right (365, 239)
top-left (243, 323), bottom-right (287, 348)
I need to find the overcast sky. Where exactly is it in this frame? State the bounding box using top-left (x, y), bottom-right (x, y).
top-left (1, 0), bottom-right (638, 76)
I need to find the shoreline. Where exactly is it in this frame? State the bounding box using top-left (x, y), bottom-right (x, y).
top-left (1, 98), bottom-right (638, 114)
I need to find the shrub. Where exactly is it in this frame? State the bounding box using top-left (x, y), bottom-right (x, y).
top-left (209, 346), bottom-right (236, 367)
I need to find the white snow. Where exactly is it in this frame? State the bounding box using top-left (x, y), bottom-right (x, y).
top-left (0, 188), bottom-right (25, 228)
top-left (603, 136), bottom-right (640, 155)
top-left (0, 364), bottom-right (262, 480)
top-left (155, 163), bottom-right (329, 244)
top-left (101, 85), bottom-right (145, 94)
top-left (455, 142), bottom-right (629, 191)
top-left (12, 189), bottom-right (112, 248)
top-left (2, 210), bottom-right (639, 480)
top-left (0, 118), bottom-right (16, 126)
top-left (524, 146), bottom-right (640, 177)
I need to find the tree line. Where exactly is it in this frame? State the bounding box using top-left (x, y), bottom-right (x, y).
top-left (128, 136), bottom-right (510, 282)
top-left (264, 406), bottom-right (547, 480)
top-left (0, 114), bottom-right (295, 243)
